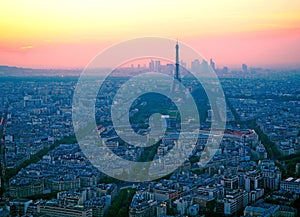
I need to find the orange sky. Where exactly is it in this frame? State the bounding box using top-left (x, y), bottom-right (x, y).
top-left (1, 0), bottom-right (300, 68)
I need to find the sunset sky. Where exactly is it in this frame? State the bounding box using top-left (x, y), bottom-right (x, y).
top-left (1, 0), bottom-right (300, 68)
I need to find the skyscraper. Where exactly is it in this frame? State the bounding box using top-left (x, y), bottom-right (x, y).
top-left (242, 63), bottom-right (248, 73)
top-left (175, 41), bottom-right (181, 82)
top-left (210, 58), bottom-right (216, 71)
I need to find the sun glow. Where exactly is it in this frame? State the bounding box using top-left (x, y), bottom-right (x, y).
top-left (1, 0), bottom-right (300, 68)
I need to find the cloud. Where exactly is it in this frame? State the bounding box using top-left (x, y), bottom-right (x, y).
top-left (19, 45), bottom-right (33, 50)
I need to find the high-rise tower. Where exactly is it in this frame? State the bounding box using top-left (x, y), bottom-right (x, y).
top-left (172, 41), bottom-right (181, 94)
top-left (175, 41), bottom-right (181, 82)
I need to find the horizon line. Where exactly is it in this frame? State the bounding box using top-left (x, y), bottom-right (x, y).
top-left (2, 62), bottom-right (300, 71)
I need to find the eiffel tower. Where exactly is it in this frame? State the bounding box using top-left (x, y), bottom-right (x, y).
top-left (169, 41), bottom-right (183, 131)
top-left (172, 41), bottom-right (181, 93)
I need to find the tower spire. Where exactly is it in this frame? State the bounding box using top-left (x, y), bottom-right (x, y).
top-left (175, 40), bottom-right (180, 82)
top-left (172, 40), bottom-right (181, 94)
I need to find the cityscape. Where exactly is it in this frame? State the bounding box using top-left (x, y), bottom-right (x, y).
top-left (1, 1), bottom-right (300, 217)
top-left (0, 41), bottom-right (300, 216)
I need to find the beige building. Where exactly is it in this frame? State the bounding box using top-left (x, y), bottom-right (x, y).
top-left (37, 204), bottom-right (92, 217)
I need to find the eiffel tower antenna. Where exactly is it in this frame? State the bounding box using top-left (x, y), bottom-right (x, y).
top-left (175, 40), bottom-right (181, 82)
